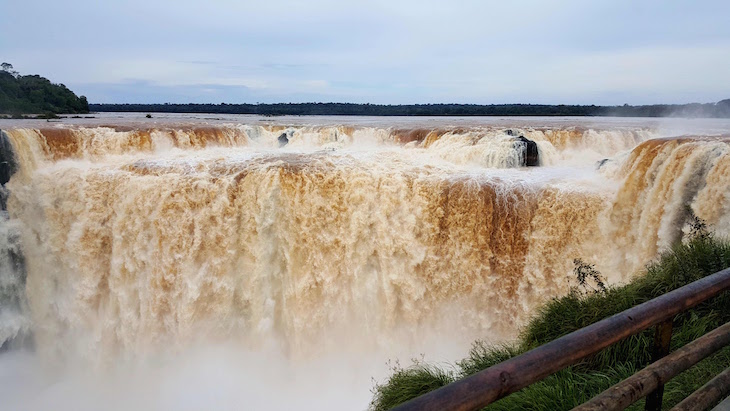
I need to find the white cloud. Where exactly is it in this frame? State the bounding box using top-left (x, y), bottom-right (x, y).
top-left (2, 0), bottom-right (729, 104)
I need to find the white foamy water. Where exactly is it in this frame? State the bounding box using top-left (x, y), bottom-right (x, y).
top-left (1, 114), bottom-right (730, 410)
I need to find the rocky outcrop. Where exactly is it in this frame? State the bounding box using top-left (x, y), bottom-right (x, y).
top-left (0, 131), bottom-right (18, 211)
top-left (0, 131), bottom-right (17, 187)
top-left (514, 135), bottom-right (539, 167)
top-left (0, 188), bottom-right (7, 214)
top-left (278, 133), bottom-right (289, 147)
top-left (596, 158), bottom-right (610, 169)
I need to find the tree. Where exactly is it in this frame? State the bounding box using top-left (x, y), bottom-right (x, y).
top-left (0, 64), bottom-right (89, 114)
top-left (1, 62), bottom-right (18, 78)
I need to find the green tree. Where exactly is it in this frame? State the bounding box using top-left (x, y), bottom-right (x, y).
top-left (0, 64), bottom-right (89, 114)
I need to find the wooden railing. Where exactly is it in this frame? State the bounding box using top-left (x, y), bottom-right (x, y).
top-left (392, 267), bottom-right (730, 411)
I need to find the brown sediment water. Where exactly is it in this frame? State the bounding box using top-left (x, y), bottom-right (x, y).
top-left (1, 117), bottom-right (730, 410)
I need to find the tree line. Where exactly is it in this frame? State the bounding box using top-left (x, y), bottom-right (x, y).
top-left (89, 100), bottom-right (730, 118)
top-left (0, 63), bottom-right (89, 115)
top-left (2, 61), bottom-right (726, 118)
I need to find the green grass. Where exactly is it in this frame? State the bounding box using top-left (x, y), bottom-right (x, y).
top-left (370, 232), bottom-right (730, 411)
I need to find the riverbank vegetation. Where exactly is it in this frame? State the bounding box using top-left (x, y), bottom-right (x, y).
top-left (0, 63), bottom-right (89, 115)
top-left (370, 223), bottom-right (730, 410)
top-left (90, 100), bottom-right (730, 118)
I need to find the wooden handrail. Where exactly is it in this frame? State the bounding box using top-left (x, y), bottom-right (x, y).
top-left (574, 321), bottom-right (730, 410)
top-left (392, 267), bottom-right (730, 411)
top-left (671, 366), bottom-right (730, 411)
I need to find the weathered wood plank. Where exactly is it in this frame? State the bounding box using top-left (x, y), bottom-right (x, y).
top-left (574, 322), bottom-right (730, 411)
top-left (645, 319), bottom-right (675, 411)
top-left (671, 366), bottom-right (730, 411)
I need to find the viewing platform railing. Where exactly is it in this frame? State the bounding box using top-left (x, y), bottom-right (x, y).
top-left (392, 267), bottom-right (730, 411)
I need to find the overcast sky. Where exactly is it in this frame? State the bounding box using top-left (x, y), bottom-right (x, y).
top-left (2, 0), bottom-right (729, 105)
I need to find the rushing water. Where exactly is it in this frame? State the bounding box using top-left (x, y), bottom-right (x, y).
top-left (1, 114), bottom-right (729, 410)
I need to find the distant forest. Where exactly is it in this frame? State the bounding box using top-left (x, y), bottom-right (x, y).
top-left (0, 63), bottom-right (89, 115)
top-left (91, 100), bottom-right (730, 118)
top-left (1, 61), bottom-right (727, 118)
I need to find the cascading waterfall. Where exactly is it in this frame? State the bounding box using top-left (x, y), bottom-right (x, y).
top-left (0, 130), bottom-right (30, 352)
top-left (0, 216), bottom-right (29, 351)
top-left (0, 119), bottom-right (728, 410)
top-left (607, 137), bottom-right (730, 273)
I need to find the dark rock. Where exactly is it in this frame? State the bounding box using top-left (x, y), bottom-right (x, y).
top-left (0, 187), bottom-right (7, 212)
top-left (278, 133), bottom-right (289, 147)
top-left (596, 158), bottom-right (611, 170)
top-left (505, 129), bottom-right (515, 136)
top-left (0, 130), bottom-right (18, 187)
top-left (515, 136), bottom-right (539, 167)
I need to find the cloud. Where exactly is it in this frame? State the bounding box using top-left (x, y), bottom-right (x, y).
top-left (2, 0), bottom-right (729, 104)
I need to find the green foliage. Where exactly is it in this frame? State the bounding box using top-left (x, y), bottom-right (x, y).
top-left (1, 62), bottom-right (18, 78)
top-left (457, 342), bottom-right (524, 377)
top-left (660, 347), bottom-right (730, 408)
top-left (369, 360), bottom-right (455, 411)
top-left (88, 100), bottom-right (730, 118)
top-left (0, 64), bottom-right (89, 114)
top-left (369, 231), bottom-right (730, 410)
top-left (572, 258), bottom-right (607, 294)
top-left (483, 365), bottom-right (638, 411)
top-left (481, 347), bottom-right (730, 411)
top-left (688, 213), bottom-right (710, 241)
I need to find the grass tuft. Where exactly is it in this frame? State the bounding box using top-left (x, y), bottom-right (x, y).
top-left (369, 360), bottom-right (455, 411)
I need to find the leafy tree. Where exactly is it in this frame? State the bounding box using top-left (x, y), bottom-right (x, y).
top-left (0, 63), bottom-right (88, 114)
top-left (1, 62), bottom-right (18, 77)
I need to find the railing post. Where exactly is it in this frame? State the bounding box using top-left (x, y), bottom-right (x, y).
top-left (645, 319), bottom-right (674, 411)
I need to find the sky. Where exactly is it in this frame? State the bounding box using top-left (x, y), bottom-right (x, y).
top-left (2, 0), bottom-right (729, 105)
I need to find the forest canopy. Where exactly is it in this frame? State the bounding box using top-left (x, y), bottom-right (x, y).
top-left (0, 63), bottom-right (89, 115)
top-left (90, 100), bottom-right (730, 118)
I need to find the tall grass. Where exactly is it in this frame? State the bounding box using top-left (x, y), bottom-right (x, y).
top-left (370, 232), bottom-right (730, 411)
